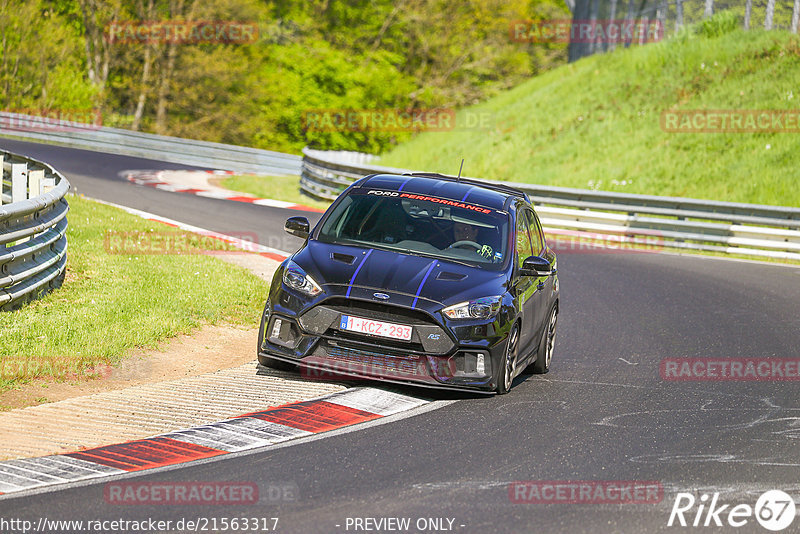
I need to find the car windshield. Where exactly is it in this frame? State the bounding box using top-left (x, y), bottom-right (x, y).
top-left (317, 190), bottom-right (509, 269)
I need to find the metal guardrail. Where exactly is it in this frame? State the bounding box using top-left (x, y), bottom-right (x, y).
top-left (301, 148), bottom-right (800, 262)
top-left (1, 150), bottom-right (70, 311)
top-left (0, 111), bottom-right (301, 176)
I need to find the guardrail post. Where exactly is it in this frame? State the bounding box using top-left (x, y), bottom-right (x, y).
top-left (11, 163), bottom-right (27, 203)
top-left (0, 154), bottom-right (3, 206)
top-left (28, 169), bottom-right (44, 198)
top-left (42, 176), bottom-right (57, 193)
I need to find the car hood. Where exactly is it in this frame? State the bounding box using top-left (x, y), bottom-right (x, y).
top-left (293, 240), bottom-right (508, 310)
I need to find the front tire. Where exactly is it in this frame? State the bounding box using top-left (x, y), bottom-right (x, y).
top-left (531, 305), bottom-right (558, 374)
top-left (496, 324), bottom-right (520, 395)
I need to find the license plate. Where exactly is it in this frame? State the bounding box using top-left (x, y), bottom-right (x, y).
top-left (339, 315), bottom-right (413, 341)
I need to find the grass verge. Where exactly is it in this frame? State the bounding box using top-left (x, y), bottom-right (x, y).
top-left (377, 17), bottom-right (800, 207)
top-left (0, 194), bottom-right (269, 394)
top-left (219, 175), bottom-right (331, 211)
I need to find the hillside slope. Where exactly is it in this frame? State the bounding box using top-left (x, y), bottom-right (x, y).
top-left (379, 17), bottom-right (800, 207)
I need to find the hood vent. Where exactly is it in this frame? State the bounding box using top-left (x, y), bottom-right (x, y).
top-left (331, 252), bottom-right (357, 265)
top-left (436, 271), bottom-right (467, 281)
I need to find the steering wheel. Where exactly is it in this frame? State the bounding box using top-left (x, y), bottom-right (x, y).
top-left (446, 240), bottom-right (482, 251)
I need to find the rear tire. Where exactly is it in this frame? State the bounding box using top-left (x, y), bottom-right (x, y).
top-left (257, 301), bottom-right (297, 372)
top-left (496, 325), bottom-right (520, 395)
top-left (531, 305), bottom-right (557, 374)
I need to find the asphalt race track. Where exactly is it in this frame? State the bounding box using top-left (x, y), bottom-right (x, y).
top-left (2, 138), bottom-right (799, 533)
top-left (0, 138), bottom-right (316, 254)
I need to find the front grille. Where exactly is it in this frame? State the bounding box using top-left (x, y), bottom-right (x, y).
top-left (326, 329), bottom-right (426, 352)
top-left (322, 297), bottom-right (435, 326)
top-left (314, 340), bottom-right (430, 379)
top-left (317, 297), bottom-right (455, 354)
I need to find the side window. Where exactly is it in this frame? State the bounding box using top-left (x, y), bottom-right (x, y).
top-left (525, 210), bottom-right (544, 255)
top-left (515, 210), bottom-right (533, 269)
top-left (535, 215), bottom-right (547, 252)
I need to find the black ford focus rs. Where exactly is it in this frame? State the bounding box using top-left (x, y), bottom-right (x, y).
top-left (258, 172), bottom-right (559, 394)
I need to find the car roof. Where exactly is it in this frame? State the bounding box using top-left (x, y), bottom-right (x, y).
top-left (354, 173), bottom-right (530, 212)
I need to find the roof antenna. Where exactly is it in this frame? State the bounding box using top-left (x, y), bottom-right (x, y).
top-left (457, 158), bottom-right (464, 182)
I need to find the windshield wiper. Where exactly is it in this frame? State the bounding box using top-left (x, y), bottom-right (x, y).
top-left (431, 255), bottom-right (474, 267)
top-left (398, 248), bottom-right (476, 268)
top-left (322, 238), bottom-right (480, 268)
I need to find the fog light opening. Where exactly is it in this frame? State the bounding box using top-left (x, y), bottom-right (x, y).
top-left (442, 351), bottom-right (491, 382)
top-left (268, 317), bottom-right (301, 349)
top-left (271, 319), bottom-right (283, 339)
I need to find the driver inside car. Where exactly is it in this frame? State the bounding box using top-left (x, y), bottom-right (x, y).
top-left (451, 221), bottom-right (495, 260)
top-left (453, 221), bottom-right (478, 243)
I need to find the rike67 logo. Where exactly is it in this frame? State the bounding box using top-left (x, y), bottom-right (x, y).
top-left (668, 490), bottom-right (796, 531)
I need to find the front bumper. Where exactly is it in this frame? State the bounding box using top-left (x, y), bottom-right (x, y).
top-left (258, 299), bottom-right (508, 393)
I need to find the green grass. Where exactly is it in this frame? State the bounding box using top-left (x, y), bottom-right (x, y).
top-left (220, 175), bottom-right (331, 210)
top-left (0, 194), bottom-right (269, 392)
top-left (378, 18), bottom-right (800, 207)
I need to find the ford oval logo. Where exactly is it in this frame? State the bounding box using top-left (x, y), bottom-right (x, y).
top-left (373, 293), bottom-right (390, 300)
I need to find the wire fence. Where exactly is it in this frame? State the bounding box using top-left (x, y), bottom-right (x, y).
top-left (568, 0), bottom-right (800, 61)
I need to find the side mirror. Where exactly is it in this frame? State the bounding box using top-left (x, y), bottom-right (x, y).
top-left (520, 255), bottom-right (554, 277)
top-left (285, 216), bottom-right (310, 239)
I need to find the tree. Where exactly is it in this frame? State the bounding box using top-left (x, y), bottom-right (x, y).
top-left (704, 0), bottom-right (713, 18)
top-left (76, 0), bottom-right (125, 91)
top-left (154, 0), bottom-right (200, 134)
top-left (4, 0), bottom-right (575, 152)
top-left (793, 0), bottom-right (799, 33)
top-left (609, 0), bottom-right (618, 50)
top-left (588, 0), bottom-right (600, 54)
top-left (765, 0), bottom-right (775, 29)
top-left (569, 0), bottom-right (591, 60)
top-left (0, 0), bottom-right (95, 111)
top-left (623, 0), bottom-right (636, 48)
top-left (656, 0), bottom-right (667, 40)
top-left (744, 0), bottom-right (752, 29)
top-left (130, 0), bottom-right (156, 131)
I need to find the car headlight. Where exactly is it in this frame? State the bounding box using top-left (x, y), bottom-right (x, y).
top-left (442, 296), bottom-right (502, 320)
top-left (282, 260), bottom-right (322, 296)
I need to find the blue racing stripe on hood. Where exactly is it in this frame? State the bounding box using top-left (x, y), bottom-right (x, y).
top-left (346, 249), bottom-right (373, 297)
top-left (412, 261), bottom-right (437, 308)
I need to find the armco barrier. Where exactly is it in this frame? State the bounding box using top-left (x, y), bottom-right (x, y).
top-left (0, 111), bottom-right (301, 176)
top-left (301, 148), bottom-right (800, 262)
top-left (0, 150), bottom-right (69, 310)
